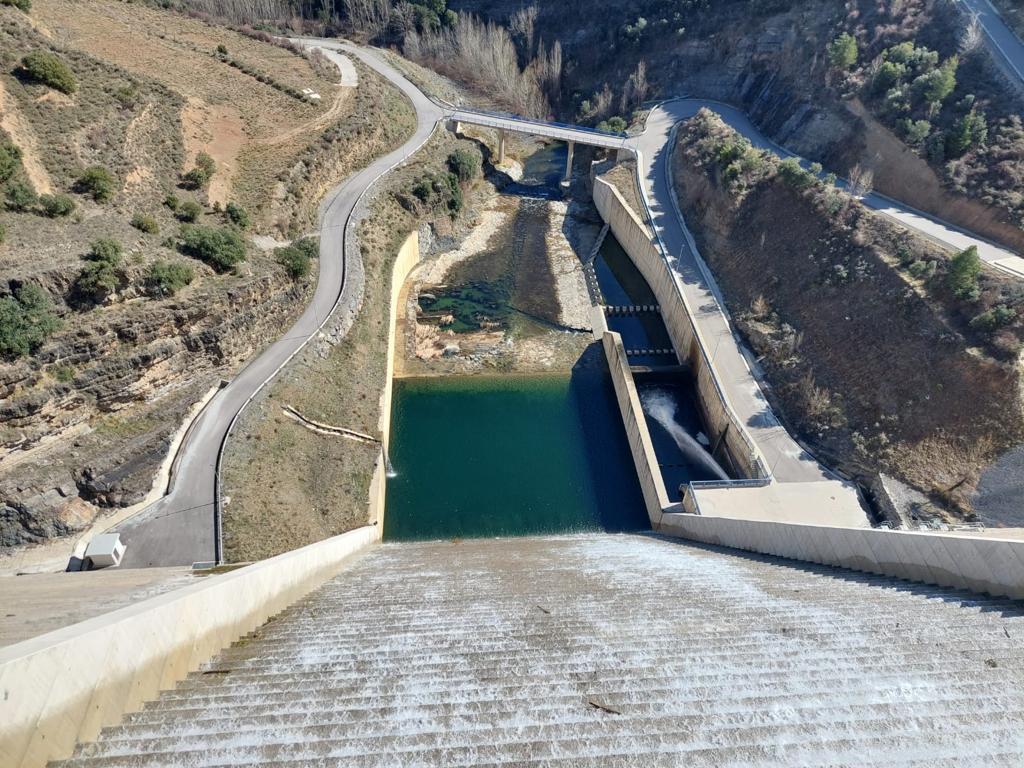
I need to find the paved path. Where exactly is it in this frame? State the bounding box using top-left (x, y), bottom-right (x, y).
top-left (958, 0), bottom-right (1024, 84)
top-left (113, 42), bottom-right (443, 568)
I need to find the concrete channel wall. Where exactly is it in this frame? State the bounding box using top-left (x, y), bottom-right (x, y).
top-left (602, 331), bottom-right (670, 525)
top-left (659, 513), bottom-right (1024, 599)
top-left (592, 177), bottom-right (764, 481)
top-left (0, 525), bottom-right (380, 768)
top-left (368, 230), bottom-right (421, 527)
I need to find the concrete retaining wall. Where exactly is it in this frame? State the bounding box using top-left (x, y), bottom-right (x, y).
top-left (659, 512), bottom-right (1024, 599)
top-left (592, 177), bottom-right (763, 480)
top-left (0, 525), bottom-right (380, 768)
top-left (602, 331), bottom-right (670, 525)
top-left (368, 230), bottom-right (421, 528)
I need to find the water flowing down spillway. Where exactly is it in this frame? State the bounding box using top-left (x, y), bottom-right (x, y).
top-left (640, 388), bottom-right (730, 482)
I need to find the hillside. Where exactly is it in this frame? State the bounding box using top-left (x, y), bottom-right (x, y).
top-left (671, 109), bottom-right (1024, 521)
top-left (0, 2), bottom-right (415, 551)
top-left (442, 0), bottom-right (1024, 253)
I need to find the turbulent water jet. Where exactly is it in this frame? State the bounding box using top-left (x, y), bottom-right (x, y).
top-left (640, 388), bottom-right (730, 482)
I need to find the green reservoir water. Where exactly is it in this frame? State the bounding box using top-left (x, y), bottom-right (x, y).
top-left (384, 358), bottom-right (650, 541)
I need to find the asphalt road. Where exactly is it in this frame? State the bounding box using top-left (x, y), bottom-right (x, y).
top-left (113, 42), bottom-right (443, 568)
top-left (112, 45), bottom-right (1023, 567)
top-left (958, 0), bottom-right (1024, 84)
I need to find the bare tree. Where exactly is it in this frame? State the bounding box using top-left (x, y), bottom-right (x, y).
top-left (342, 0), bottom-right (391, 39)
top-left (846, 163), bottom-right (874, 197)
top-left (405, 14), bottom-right (549, 117)
top-left (509, 5), bottom-right (538, 61)
top-left (620, 60), bottom-right (649, 114)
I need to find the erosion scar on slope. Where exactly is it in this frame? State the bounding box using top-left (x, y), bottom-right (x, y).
top-left (181, 97), bottom-right (244, 206)
top-left (0, 79), bottom-right (55, 195)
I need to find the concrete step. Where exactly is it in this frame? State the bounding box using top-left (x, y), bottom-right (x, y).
top-left (100, 696), bottom-right (1024, 746)
top-left (58, 723), bottom-right (1024, 767)
top-left (52, 534), bottom-right (1024, 767)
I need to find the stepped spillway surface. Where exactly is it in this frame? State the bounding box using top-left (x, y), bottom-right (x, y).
top-left (56, 534), bottom-right (1024, 767)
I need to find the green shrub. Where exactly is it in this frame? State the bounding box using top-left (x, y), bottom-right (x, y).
top-left (873, 60), bottom-right (905, 94)
top-left (182, 152), bottom-right (216, 190)
top-left (87, 238), bottom-right (122, 263)
top-left (5, 181), bottom-right (37, 212)
top-left (75, 166), bottom-right (116, 202)
top-left (179, 225), bottom-right (246, 272)
top-left (224, 202), bottom-right (250, 229)
top-left (293, 236), bottom-right (319, 260)
top-left (899, 118), bottom-right (932, 146)
top-left (827, 33), bottom-right (858, 70)
top-left (907, 259), bottom-right (937, 280)
top-left (76, 239), bottom-right (124, 302)
top-left (164, 193), bottom-right (180, 211)
top-left (1, 0), bottom-right (32, 13)
top-left (946, 109), bottom-right (987, 158)
top-left (447, 150), bottom-right (479, 183)
top-left (145, 260), bottom-right (194, 297)
top-left (970, 305), bottom-right (1016, 333)
top-left (0, 222), bottom-right (6, 245)
top-left (176, 200), bottom-right (202, 222)
top-left (912, 57), bottom-right (957, 105)
top-left (131, 212), bottom-right (159, 234)
top-left (216, 43), bottom-right (228, 56)
top-left (275, 245), bottom-right (311, 279)
top-left (20, 50), bottom-right (77, 94)
top-left (947, 245), bottom-right (981, 300)
top-left (0, 284), bottom-right (60, 358)
top-left (39, 193), bottom-right (75, 218)
top-left (51, 363), bottom-right (74, 383)
top-left (75, 260), bottom-right (121, 302)
top-left (596, 116), bottom-right (628, 134)
top-left (777, 157), bottom-right (814, 190)
top-left (0, 141), bottom-right (22, 184)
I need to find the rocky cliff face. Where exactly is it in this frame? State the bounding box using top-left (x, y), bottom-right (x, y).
top-left (0, 264), bottom-right (309, 549)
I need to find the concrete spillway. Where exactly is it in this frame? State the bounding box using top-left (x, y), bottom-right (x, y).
top-left (54, 534), bottom-right (1024, 766)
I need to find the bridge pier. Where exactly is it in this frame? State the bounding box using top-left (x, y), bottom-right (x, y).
top-left (498, 129), bottom-right (506, 165)
top-left (564, 140), bottom-right (575, 183)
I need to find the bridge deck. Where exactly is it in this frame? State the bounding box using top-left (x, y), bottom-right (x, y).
top-left (448, 108), bottom-right (630, 150)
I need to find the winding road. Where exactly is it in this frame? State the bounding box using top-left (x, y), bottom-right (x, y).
top-left (112, 37), bottom-right (1024, 567)
top-left (113, 43), bottom-right (443, 568)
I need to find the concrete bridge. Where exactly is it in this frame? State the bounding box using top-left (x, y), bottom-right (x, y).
top-left (443, 102), bottom-right (629, 180)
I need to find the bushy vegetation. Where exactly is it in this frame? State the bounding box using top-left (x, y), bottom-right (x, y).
top-left (75, 238), bottom-right (124, 303)
top-left (827, 33), bottom-right (858, 70)
top-left (176, 200), bottom-right (202, 222)
top-left (182, 152), bottom-right (216, 190)
top-left (404, 170), bottom-right (463, 216)
top-left (0, 141), bottom-right (22, 185)
top-left (39, 193), bottom-right (75, 218)
top-left (0, 222), bottom-right (6, 245)
top-left (1, 0), bottom-right (32, 13)
top-left (75, 166), bottom-right (116, 202)
top-left (947, 245), bottom-right (982, 300)
top-left (224, 201), bottom-right (250, 229)
top-left (446, 150), bottom-right (479, 183)
top-left (179, 225), bottom-right (246, 272)
top-left (131, 212), bottom-right (159, 233)
top-left (5, 181), bottom-right (36, 212)
top-left (20, 50), bottom-right (77, 94)
top-left (144, 260), bottom-right (194, 297)
top-left (0, 283), bottom-right (60, 358)
top-left (275, 244), bottom-right (311, 279)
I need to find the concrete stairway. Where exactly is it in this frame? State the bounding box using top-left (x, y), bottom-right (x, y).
top-left (54, 534), bottom-right (1024, 767)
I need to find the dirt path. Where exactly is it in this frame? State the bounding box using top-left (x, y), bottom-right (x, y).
top-left (258, 85), bottom-right (352, 148)
top-left (0, 78), bottom-right (55, 195)
top-left (181, 97), bottom-right (244, 206)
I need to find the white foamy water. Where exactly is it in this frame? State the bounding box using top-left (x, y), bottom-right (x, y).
top-left (640, 388), bottom-right (729, 481)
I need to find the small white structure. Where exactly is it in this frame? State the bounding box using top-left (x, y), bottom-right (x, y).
top-left (83, 533), bottom-right (126, 570)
